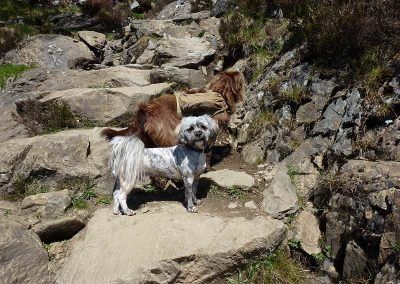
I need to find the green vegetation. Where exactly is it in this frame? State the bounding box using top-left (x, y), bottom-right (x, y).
top-left (220, 5), bottom-right (288, 81)
top-left (208, 184), bottom-right (250, 200)
top-left (96, 195), bottom-right (112, 205)
top-left (280, 85), bottom-right (309, 105)
top-left (311, 252), bottom-right (326, 262)
top-left (287, 166), bottom-right (301, 182)
top-left (228, 248), bottom-right (310, 284)
top-left (71, 178), bottom-right (97, 210)
top-left (12, 175), bottom-right (49, 198)
top-left (3, 208), bottom-right (12, 216)
top-left (208, 184), bottom-right (221, 196)
top-left (0, 0), bottom-right (82, 34)
top-left (227, 185), bottom-right (245, 199)
top-left (15, 99), bottom-right (97, 136)
top-left (390, 241), bottom-right (400, 254)
top-left (248, 111), bottom-right (278, 140)
top-left (0, 64), bottom-right (31, 88)
top-left (143, 183), bottom-right (158, 193)
top-left (284, 213), bottom-right (296, 227)
top-left (288, 238), bottom-right (301, 250)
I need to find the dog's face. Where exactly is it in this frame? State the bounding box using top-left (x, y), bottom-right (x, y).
top-left (175, 115), bottom-right (219, 150)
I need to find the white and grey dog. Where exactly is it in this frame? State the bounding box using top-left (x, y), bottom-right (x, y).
top-left (109, 115), bottom-right (219, 215)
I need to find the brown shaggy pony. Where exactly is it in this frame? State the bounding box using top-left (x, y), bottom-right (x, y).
top-left (101, 71), bottom-right (245, 147)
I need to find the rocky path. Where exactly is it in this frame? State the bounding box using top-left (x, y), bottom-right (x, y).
top-left (0, 2), bottom-right (290, 283)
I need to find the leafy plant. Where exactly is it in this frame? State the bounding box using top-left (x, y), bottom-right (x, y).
top-left (288, 238), bottom-right (301, 249)
top-left (143, 183), bottom-right (157, 193)
top-left (227, 185), bottom-right (245, 199)
top-left (311, 252), bottom-right (326, 262)
top-left (390, 241), bottom-right (400, 254)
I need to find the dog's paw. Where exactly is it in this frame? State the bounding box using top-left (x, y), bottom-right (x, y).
top-left (113, 209), bottom-right (122, 215)
top-left (187, 206), bottom-right (198, 213)
top-left (193, 199), bottom-right (202, 205)
top-left (125, 209), bottom-right (136, 216)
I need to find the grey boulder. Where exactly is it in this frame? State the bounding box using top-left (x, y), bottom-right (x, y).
top-left (0, 215), bottom-right (54, 283)
top-left (2, 34), bottom-right (95, 70)
top-left (57, 202), bottom-right (286, 283)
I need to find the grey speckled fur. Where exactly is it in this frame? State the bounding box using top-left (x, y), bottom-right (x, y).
top-left (109, 115), bottom-right (219, 215)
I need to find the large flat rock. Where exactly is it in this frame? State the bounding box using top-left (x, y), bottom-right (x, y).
top-left (39, 83), bottom-right (173, 124)
top-left (57, 202), bottom-right (286, 284)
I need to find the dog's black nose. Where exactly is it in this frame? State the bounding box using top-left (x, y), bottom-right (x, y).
top-left (195, 131), bottom-right (202, 137)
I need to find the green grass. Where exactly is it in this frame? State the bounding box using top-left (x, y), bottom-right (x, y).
top-left (248, 111), bottom-right (279, 140)
top-left (0, 64), bottom-right (31, 88)
top-left (71, 178), bottom-right (97, 210)
top-left (12, 175), bottom-right (49, 198)
top-left (3, 208), bottom-right (12, 216)
top-left (280, 85), bottom-right (309, 105)
top-left (227, 185), bottom-right (246, 199)
top-left (228, 248), bottom-right (310, 284)
top-left (132, 11), bottom-right (145, 19)
top-left (96, 195), bottom-right (112, 205)
top-left (390, 241), bottom-right (400, 254)
top-left (208, 184), bottom-right (222, 196)
top-left (287, 166), bottom-right (301, 182)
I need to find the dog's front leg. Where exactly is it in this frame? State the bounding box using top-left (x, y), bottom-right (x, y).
top-left (183, 176), bottom-right (197, 213)
top-left (192, 179), bottom-right (201, 205)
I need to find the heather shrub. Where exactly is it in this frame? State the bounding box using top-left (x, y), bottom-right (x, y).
top-left (83, 0), bottom-right (130, 27)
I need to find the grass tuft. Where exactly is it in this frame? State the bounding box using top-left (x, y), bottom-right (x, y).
top-left (71, 178), bottom-right (97, 210)
top-left (12, 175), bottom-right (49, 198)
top-left (248, 111), bottom-right (279, 140)
top-left (228, 248), bottom-right (311, 284)
top-left (0, 64), bottom-right (31, 88)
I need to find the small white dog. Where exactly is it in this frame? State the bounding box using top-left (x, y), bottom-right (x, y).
top-left (108, 115), bottom-right (219, 215)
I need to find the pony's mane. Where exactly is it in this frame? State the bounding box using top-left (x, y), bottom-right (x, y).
top-left (208, 71), bottom-right (245, 113)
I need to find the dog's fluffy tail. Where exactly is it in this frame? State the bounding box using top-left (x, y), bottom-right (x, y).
top-left (101, 127), bottom-right (132, 141)
top-left (110, 136), bottom-right (145, 188)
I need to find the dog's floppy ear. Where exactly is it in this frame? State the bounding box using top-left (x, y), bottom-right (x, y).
top-left (174, 121), bottom-right (186, 144)
top-left (202, 115), bottom-right (219, 139)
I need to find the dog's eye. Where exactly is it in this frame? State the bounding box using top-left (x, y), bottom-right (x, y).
top-left (200, 124), bottom-right (208, 130)
top-left (187, 126), bottom-right (194, 132)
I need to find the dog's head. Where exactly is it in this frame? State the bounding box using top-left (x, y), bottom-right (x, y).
top-left (175, 115), bottom-right (219, 150)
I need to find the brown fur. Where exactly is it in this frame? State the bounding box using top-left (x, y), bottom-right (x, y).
top-left (101, 71), bottom-right (245, 147)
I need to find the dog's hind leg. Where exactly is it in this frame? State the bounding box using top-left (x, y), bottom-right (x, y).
top-left (113, 190), bottom-right (122, 215)
top-left (117, 180), bottom-right (136, 216)
top-left (112, 180), bottom-right (122, 215)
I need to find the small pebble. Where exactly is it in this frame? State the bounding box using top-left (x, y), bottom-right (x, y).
top-left (244, 201), bottom-right (257, 209)
top-left (228, 202), bottom-right (238, 209)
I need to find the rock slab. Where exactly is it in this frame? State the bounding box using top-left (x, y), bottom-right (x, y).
top-left (57, 202), bottom-right (286, 284)
top-left (0, 215), bottom-right (54, 283)
top-left (201, 169), bottom-right (255, 189)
